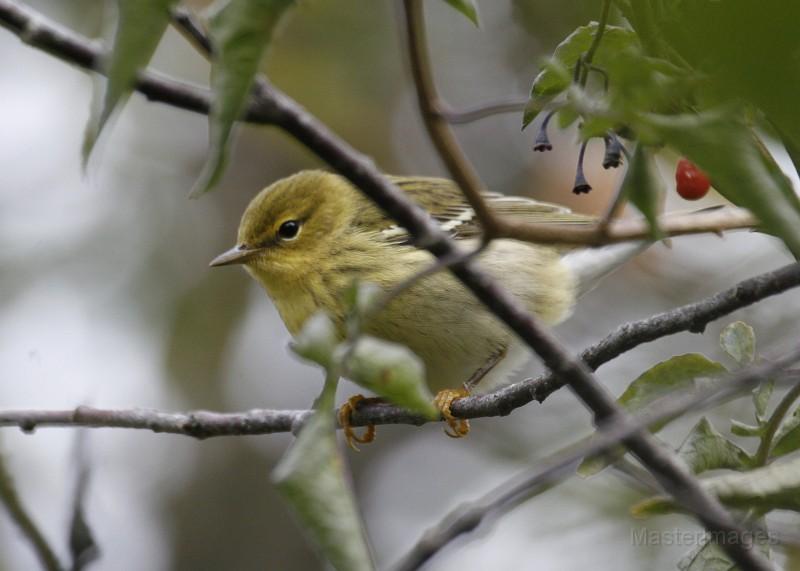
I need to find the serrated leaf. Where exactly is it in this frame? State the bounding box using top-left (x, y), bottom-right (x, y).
top-left (442, 0), bottom-right (479, 26)
top-left (720, 321), bottom-right (756, 366)
top-left (632, 455), bottom-right (800, 517)
top-left (83, 0), bottom-right (175, 160)
top-left (678, 418), bottom-right (752, 474)
top-left (639, 110), bottom-right (800, 256)
top-left (273, 378), bottom-right (374, 571)
top-left (291, 312), bottom-right (341, 370)
top-left (730, 419), bottom-right (763, 438)
top-left (522, 23), bottom-right (638, 127)
top-left (620, 145), bottom-right (664, 240)
top-left (191, 0), bottom-right (294, 196)
top-left (342, 337), bottom-right (437, 419)
top-left (579, 354), bottom-right (726, 477)
top-left (771, 406), bottom-right (800, 458)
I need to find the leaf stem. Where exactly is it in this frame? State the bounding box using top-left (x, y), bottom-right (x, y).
top-left (578, 0), bottom-right (612, 86)
top-left (0, 456), bottom-right (63, 571)
top-left (753, 379), bottom-right (800, 466)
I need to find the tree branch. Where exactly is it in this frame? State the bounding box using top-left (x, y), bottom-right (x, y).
top-left (402, 0), bottom-right (500, 237)
top-left (0, 0), bottom-right (757, 246)
top-left (461, 260), bottom-right (800, 417)
top-left (2, 262), bottom-right (797, 436)
top-left (0, 3), bottom-right (780, 568)
top-left (394, 350), bottom-right (800, 571)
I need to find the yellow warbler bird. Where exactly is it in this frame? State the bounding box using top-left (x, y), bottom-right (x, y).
top-left (211, 170), bottom-right (642, 444)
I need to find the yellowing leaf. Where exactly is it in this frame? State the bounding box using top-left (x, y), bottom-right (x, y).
top-left (720, 321), bottom-right (756, 366)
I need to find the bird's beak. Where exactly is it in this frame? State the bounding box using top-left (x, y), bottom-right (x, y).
top-left (209, 245), bottom-right (262, 267)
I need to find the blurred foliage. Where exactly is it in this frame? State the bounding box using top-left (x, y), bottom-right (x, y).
top-left (4, 0), bottom-right (800, 570)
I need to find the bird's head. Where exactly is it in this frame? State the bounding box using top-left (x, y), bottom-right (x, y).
top-left (210, 170), bottom-right (359, 287)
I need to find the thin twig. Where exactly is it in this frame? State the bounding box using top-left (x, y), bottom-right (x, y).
top-left (578, 0), bottom-right (612, 86)
top-left (0, 455), bottom-right (63, 571)
top-left (0, 3), bottom-right (777, 568)
top-left (0, 0), bottom-right (759, 247)
top-left (753, 380), bottom-right (800, 466)
top-left (438, 97), bottom-right (528, 124)
top-left (402, 0), bottom-right (500, 237)
top-left (461, 261), bottom-right (800, 418)
top-left (1, 264), bottom-right (798, 436)
top-left (402, 3), bottom-right (769, 567)
top-left (393, 350), bottom-right (800, 571)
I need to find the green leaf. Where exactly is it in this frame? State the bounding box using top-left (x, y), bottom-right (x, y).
top-left (753, 378), bottom-right (774, 426)
top-left (290, 312), bottom-right (341, 370)
top-left (730, 419), bottom-right (763, 438)
top-left (646, 1), bottom-right (800, 167)
top-left (678, 540), bottom-right (737, 571)
top-left (677, 521), bottom-right (772, 571)
top-left (719, 321), bottom-right (756, 366)
top-left (618, 354), bottom-right (726, 415)
top-left (638, 110), bottom-right (800, 256)
top-left (620, 145), bottom-right (664, 240)
top-left (579, 354), bottom-right (727, 476)
top-left (632, 454), bottom-right (800, 517)
top-left (191, 0), bottom-right (294, 196)
top-left (442, 0), bottom-right (479, 26)
top-left (523, 23), bottom-right (638, 128)
top-left (83, 0), bottom-right (175, 160)
top-left (342, 337), bottom-right (437, 419)
top-left (677, 418), bottom-right (752, 474)
top-left (771, 407), bottom-right (800, 458)
top-left (273, 378), bottom-right (374, 571)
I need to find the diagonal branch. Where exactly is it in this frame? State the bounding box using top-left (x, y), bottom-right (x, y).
top-left (0, 3), bottom-right (778, 568)
top-left (400, 3), bottom-right (770, 568)
top-left (0, 0), bottom-right (757, 246)
top-left (394, 349), bottom-right (800, 571)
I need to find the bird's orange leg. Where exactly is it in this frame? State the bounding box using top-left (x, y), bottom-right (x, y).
top-left (433, 346), bottom-right (508, 439)
top-left (337, 395), bottom-right (380, 451)
top-left (434, 387), bottom-right (471, 438)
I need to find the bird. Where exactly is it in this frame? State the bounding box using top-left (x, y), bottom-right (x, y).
top-left (210, 170), bottom-right (644, 447)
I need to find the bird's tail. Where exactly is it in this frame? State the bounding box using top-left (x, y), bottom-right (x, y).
top-left (562, 241), bottom-right (650, 298)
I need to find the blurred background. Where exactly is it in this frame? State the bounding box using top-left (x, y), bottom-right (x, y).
top-left (1, 0), bottom-right (799, 569)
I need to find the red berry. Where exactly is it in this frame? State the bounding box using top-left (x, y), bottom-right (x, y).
top-left (675, 158), bottom-right (711, 200)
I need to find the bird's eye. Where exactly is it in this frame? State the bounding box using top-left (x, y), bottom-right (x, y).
top-left (277, 220), bottom-right (301, 241)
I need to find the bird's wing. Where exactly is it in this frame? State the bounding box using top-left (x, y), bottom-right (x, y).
top-left (375, 176), bottom-right (596, 244)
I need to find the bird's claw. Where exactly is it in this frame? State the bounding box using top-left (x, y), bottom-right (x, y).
top-left (434, 388), bottom-right (471, 438)
top-left (337, 395), bottom-right (377, 451)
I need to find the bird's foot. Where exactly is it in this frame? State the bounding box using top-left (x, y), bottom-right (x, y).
top-left (337, 395), bottom-right (379, 451)
top-left (434, 388), bottom-right (471, 438)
